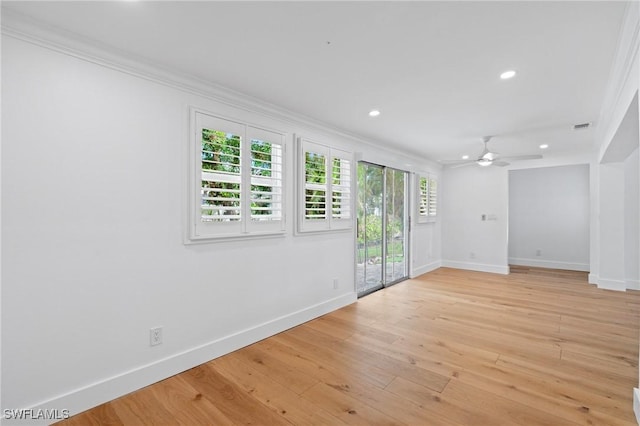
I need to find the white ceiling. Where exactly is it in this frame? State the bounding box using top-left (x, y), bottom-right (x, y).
top-left (2, 1), bottom-right (627, 163)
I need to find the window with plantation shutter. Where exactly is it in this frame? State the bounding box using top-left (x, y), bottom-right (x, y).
top-left (189, 110), bottom-right (286, 242)
top-left (417, 174), bottom-right (437, 223)
top-left (298, 137), bottom-right (353, 233)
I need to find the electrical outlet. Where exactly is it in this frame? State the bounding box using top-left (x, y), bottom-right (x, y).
top-left (470, 252), bottom-right (476, 259)
top-left (536, 249), bottom-right (542, 256)
top-left (333, 278), bottom-right (339, 290)
top-left (150, 327), bottom-right (162, 346)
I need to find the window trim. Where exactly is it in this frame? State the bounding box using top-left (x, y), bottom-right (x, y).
top-left (296, 136), bottom-right (353, 234)
top-left (187, 108), bottom-right (287, 243)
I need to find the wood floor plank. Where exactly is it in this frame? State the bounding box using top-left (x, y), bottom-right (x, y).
top-left (456, 358), bottom-right (637, 425)
top-left (145, 376), bottom-right (236, 426)
top-left (180, 363), bottom-right (292, 425)
top-left (54, 403), bottom-right (123, 426)
top-left (440, 379), bottom-right (581, 426)
top-left (230, 343), bottom-right (321, 395)
top-left (300, 382), bottom-right (401, 425)
top-left (496, 354), bottom-right (634, 402)
top-left (107, 385), bottom-right (178, 425)
top-left (272, 325), bottom-right (397, 388)
top-left (211, 355), bottom-right (345, 425)
top-left (385, 376), bottom-right (500, 425)
top-left (57, 267), bottom-right (640, 425)
top-left (321, 375), bottom-right (458, 426)
top-left (273, 326), bottom-right (452, 393)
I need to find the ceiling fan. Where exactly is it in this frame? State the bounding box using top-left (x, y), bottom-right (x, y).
top-left (439, 136), bottom-right (542, 168)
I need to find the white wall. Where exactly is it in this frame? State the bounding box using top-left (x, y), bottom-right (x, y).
top-left (597, 163), bottom-right (627, 290)
top-left (594, 95), bottom-right (639, 292)
top-left (411, 220), bottom-right (442, 277)
top-left (441, 166), bottom-right (509, 274)
top-left (508, 165), bottom-right (590, 271)
top-left (624, 148), bottom-right (640, 290)
top-left (1, 34), bottom-right (439, 420)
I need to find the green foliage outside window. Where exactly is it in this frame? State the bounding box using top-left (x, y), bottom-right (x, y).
top-left (305, 151), bottom-right (326, 219)
top-left (201, 130), bottom-right (281, 221)
top-left (201, 129), bottom-right (241, 221)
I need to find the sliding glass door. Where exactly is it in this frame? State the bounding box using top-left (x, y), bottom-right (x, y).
top-left (356, 163), bottom-right (384, 295)
top-left (356, 163), bottom-right (408, 296)
top-left (385, 167), bottom-right (408, 284)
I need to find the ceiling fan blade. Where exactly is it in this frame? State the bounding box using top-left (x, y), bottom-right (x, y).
top-left (500, 154), bottom-right (543, 161)
top-left (439, 159), bottom-right (473, 165)
top-left (448, 161), bottom-right (477, 169)
top-left (492, 161), bottom-right (510, 167)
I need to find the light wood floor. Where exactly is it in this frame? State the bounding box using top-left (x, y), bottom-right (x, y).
top-left (58, 267), bottom-right (640, 425)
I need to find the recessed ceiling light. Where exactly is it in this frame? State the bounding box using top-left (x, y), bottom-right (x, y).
top-left (462, 155), bottom-right (469, 160)
top-left (500, 70), bottom-right (517, 80)
top-left (539, 144), bottom-right (549, 149)
top-left (368, 110), bottom-right (380, 117)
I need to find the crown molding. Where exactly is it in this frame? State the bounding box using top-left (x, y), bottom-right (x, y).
top-left (1, 8), bottom-right (439, 170)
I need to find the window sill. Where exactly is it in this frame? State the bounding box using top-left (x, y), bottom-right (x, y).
top-left (184, 230), bottom-right (287, 245)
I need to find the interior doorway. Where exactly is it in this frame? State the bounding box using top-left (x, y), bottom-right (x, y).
top-left (356, 162), bottom-right (409, 297)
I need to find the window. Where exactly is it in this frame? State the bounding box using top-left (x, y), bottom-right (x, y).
top-left (189, 110), bottom-right (285, 241)
top-left (417, 174), bottom-right (438, 223)
top-left (298, 137), bottom-right (352, 232)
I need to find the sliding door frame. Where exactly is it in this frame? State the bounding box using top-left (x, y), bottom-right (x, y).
top-left (356, 161), bottom-right (410, 297)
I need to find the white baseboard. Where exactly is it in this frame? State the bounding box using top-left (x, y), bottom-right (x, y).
top-left (627, 279), bottom-right (640, 291)
top-left (15, 293), bottom-right (356, 425)
top-left (508, 257), bottom-right (590, 272)
top-left (441, 260), bottom-right (510, 275)
top-left (410, 260), bottom-right (442, 278)
top-left (588, 273), bottom-right (598, 285)
top-left (597, 277), bottom-right (627, 292)
top-left (634, 388), bottom-right (640, 425)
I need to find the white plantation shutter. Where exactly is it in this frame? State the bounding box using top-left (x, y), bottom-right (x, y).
top-left (249, 140), bottom-right (282, 220)
top-left (194, 114), bottom-right (244, 237)
top-left (418, 176), bottom-right (429, 218)
top-left (247, 126), bottom-right (285, 234)
top-left (331, 152), bottom-right (352, 226)
top-left (428, 177), bottom-right (438, 217)
top-left (304, 149), bottom-right (327, 221)
top-left (189, 110), bottom-right (286, 242)
top-left (417, 174), bottom-right (437, 223)
top-left (298, 137), bottom-right (353, 233)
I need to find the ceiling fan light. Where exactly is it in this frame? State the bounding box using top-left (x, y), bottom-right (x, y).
top-left (500, 70), bottom-right (516, 80)
top-left (482, 152), bottom-right (497, 160)
top-left (477, 159), bottom-right (493, 167)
